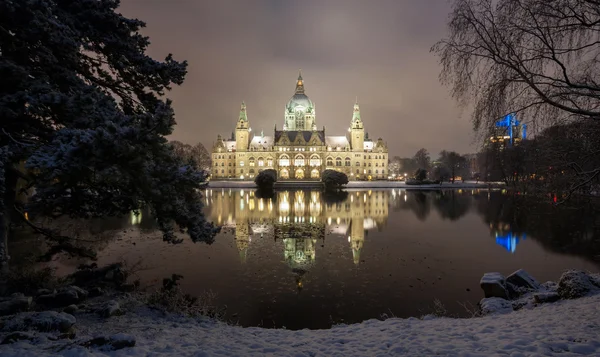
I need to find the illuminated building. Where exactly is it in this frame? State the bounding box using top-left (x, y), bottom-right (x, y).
top-left (486, 113), bottom-right (527, 147)
top-left (211, 71), bottom-right (388, 181)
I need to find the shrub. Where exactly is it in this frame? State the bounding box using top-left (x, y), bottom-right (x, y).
top-left (414, 168), bottom-right (428, 182)
top-left (254, 169), bottom-right (277, 189)
top-left (322, 169), bottom-right (349, 189)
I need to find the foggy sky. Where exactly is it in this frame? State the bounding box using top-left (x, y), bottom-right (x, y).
top-left (119, 0), bottom-right (474, 158)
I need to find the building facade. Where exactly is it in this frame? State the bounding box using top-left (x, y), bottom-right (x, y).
top-left (211, 72), bottom-right (388, 180)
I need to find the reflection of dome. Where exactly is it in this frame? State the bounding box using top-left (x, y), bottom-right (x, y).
top-left (286, 94), bottom-right (313, 113)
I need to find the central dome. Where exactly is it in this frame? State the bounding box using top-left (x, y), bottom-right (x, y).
top-left (287, 93), bottom-right (313, 112)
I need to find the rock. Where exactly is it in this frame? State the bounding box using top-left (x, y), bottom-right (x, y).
top-left (35, 289), bottom-right (53, 296)
top-left (108, 333), bottom-right (136, 349)
top-left (534, 292), bottom-right (560, 304)
top-left (36, 286), bottom-right (88, 308)
top-left (104, 267), bottom-right (127, 285)
top-left (480, 272), bottom-right (509, 299)
top-left (63, 304), bottom-right (78, 314)
top-left (507, 269), bottom-right (540, 290)
top-left (479, 297), bottom-right (513, 315)
top-left (1, 331), bottom-right (35, 344)
top-left (119, 283), bottom-right (136, 292)
top-left (82, 333), bottom-right (135, 350)
top-left (557, 270), bottom-right (600, 299)
top-left (3, 311), bottom-right (76, 333)
top-left (98, 300), bottom-right (122, 318)
top-left (89, 287), bottom-right (104, 297)
top-left (0, 296), bottom-right (32, 316)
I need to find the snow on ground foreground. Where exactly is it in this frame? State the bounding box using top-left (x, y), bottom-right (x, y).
top-left (2, 294), bottom-right (600, 356)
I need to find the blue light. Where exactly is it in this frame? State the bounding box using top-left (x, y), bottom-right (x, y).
top-left (495, 113), bottom-right (524, 145)
top-left (495, 232), bottom-right (526, 253)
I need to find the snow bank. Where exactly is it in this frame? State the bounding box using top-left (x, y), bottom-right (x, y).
top-left (2, 294), bottom-right (600, 356)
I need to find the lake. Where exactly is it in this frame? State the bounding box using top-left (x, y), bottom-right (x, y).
top-left (35, 189), bottom-right (600, 329)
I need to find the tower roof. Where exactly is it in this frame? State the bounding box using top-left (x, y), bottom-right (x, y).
top-left (352, 98), bottom-right (361, 123)
top-left (238, 101), bottom-right (247, 122)
top-left (295, 69), bottom-right (305, 95)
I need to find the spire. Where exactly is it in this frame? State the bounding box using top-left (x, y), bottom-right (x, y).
top-left (239, 101), bottom-right (247, 122)
top-left (295, 69), bottom-right (305, 94)
top-left (352, 98), bottom-right (361, 123)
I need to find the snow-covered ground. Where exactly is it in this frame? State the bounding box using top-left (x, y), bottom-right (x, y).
top-left (2, 293), bottom-right (599, 356)
top-left (207, 180), bottom-right (504, 189)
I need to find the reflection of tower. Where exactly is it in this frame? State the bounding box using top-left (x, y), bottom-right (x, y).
top-left (283, 237), bottom-right (317, 268)
top-left (235, 217), bottom-right (250, 263)
top-left (349, 219), bottom-right (365, 265)
top-left (495, 231), bottom-right (526, 253)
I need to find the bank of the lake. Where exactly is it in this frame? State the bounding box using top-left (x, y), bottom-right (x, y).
top-left (1, 269), bottom-right (599, 357)
top-left (207, 180), bottom-right (505, 189)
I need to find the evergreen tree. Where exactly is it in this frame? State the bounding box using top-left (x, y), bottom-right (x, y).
top-left (0, 0), bottom-right (217, 267)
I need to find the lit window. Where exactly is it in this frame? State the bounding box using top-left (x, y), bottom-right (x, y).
top-left (240, 161), bottom-right (245, 167)
top-left (249, 158), bottom-right (255, 167)
top-left (267, 158), bottom-right (273, 166)
top-left (294, 156), bottom-right (305, 166)
top-left (258, 158), bottom-right (264, 167)
top-left (355, 162), bottom-right (360, 166)
top-left (279, 156), bottom-right (290, 166)
top-left (310, 156), bottom-right (320, 166)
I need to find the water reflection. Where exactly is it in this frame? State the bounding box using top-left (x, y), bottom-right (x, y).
top-left (208, 189), bottom-right (388, 267)
top-left (25, 188), bottom-right (598, 329)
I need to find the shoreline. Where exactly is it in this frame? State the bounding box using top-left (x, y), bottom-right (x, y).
top-left (207, 180), bottom-right (505, 189)
top-left (1, 269), bottom-right (599, 356)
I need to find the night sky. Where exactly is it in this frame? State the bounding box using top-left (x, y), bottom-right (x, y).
top-left (119, 0), bottom-right (473, 157)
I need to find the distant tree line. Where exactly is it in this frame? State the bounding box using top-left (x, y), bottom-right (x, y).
top-left (388, 148), bottom-right (473, 183)
top-left (169, 141), bottom-right (211, 172)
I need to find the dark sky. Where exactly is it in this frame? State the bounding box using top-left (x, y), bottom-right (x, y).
top-left (119, 0), bottom-right (474, 158)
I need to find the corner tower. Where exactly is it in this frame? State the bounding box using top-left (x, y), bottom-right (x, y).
top-left (350, 99), bottom-right (364, 150)
top-left (284, 70), bottom-right (316, 131)
top-left (235, 101), bottom-right (250, 151)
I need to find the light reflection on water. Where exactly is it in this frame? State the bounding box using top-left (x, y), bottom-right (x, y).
top-left (43, 189), bottom-right (600, 329)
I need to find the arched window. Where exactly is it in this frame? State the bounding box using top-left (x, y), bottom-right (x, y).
top-left (250, 169), bottom-right (255, 174)
top-left (375, 170), bottom-right (379, 174)
top-left (310, 155), bottom-right (320, 166)
top-left (326, 157), bottom-right (333, 166)
top-left (336, 157), bottom-right (342, 166)
top-left (228, 162), bottom-right (231, 166)
top-left (345, 158), bottom-right (351, 166)
top-left (249, 157), bottom-right (255, 167)
top-left (221, 169), bottom-right (224, 173)
top-left (279, 155), bottom-right (290, 166)
top-left (355, 162), bottom-right (360, 166)
top-left (368, 163), bottom-right (372, 167)
top-left (356, 169), bottom-right (359, 174)
top-left (267, 158), bottom-right (273, 167)
top-left (221, 163), bottom-right (225, 167)
top-left (257, 157), bottom-right (264, 167)
top-left (294, 154), bottom-right (305, 166)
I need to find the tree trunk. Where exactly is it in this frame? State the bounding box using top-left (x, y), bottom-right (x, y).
top-left (0, 169), bottom-right (17, 274)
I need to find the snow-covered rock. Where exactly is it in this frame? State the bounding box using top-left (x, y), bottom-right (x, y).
top-left (534, 292), bottom-right (560, 304)
top-left (506, 269), bottom-right (540, 290)
top-left (1, 331), bottom-right (35, 345)
top-left (2, 311), bottom-right (75, 333)
top-left (82, 333), bottom-right (136, 350)
top-left (479, 297), bottom-right (513, 315)
top-left (557, 270), bottom-right (600, 299)
top-left (98, 300), bottom-right (122, 318)
top-left (0, 296), bottom-right (32, 316)
top-left (36, 286), bottom-right (88, 308)
top-left (480, 272), bottom-right (509, 299)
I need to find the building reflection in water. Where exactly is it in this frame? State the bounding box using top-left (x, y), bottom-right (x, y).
top-left (206, 189), bottom-right (389, 269)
